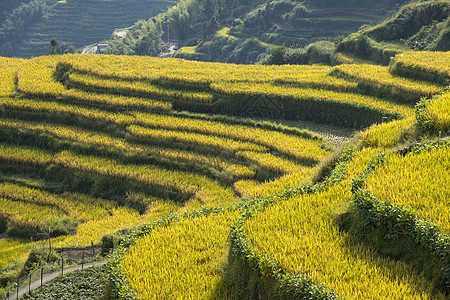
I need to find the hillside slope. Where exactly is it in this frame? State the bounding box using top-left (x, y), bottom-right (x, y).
top-left (108, 0), bottom-right (411, 63)
top-left (0, 52), bottom-right (449, 298)
top-left (336, 0), bottom-right (450, 64)
top-left (0, 0), bottom-right (174, 58)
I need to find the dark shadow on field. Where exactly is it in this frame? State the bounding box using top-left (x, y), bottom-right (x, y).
top-left (207, 213), bottom-right (448, 300)
top-left (58, 67), bottom-right (401, 130)
top-left (208, 243), bottom-right (280, 300)
top-left (336, 213), bottom-right (449, 297)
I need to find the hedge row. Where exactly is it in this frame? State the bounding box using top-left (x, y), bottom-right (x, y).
top-left (106, 206), bottom-right (233, 299)
top-left (227, 147), bottom-right (356, 299)
top-left (105, 147), bottom-right (355, 299)
top-left (348, 141), bottom-right (450, 293)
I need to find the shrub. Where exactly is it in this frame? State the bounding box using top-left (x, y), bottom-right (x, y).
top-left (101, 231), bottom-right (128, 255)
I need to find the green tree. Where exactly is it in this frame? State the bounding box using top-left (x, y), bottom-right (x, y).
top-left (168, 3), bottom-right (191, 41)
top-left (135, 20), bottom-right (163, 56)
top-left (265, 44), bottom-right (286, 65)
top-left (48, 37), bottom-right (61, 55)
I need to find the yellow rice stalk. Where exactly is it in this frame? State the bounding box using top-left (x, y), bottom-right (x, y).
top-left (0, 57), bottom-right (26, 96)
top-left (333, 64), bottom-right (443, 96)
top-left (244, 148), bottom-right (446, 299)
top-left (123, 212), bottom-right (239, 299)
top-left (392, 51), bottom-right (450, 78)
top-left (0, 182), bottom-right (116, 223)
top-left (358, 117), bottom-right (416, 148)
top-left (132, 112), bottom-right (330, 161)
top-left (365, 146), bottom-right (450, 233)
top-left (211, 81), bottom-right (414, 117)
top-left (54, 151), bottom-right (237, 206)
top-left (0, 143), bottom-right (53, 166)
top-left (425, 91), bottom-right (450, 132)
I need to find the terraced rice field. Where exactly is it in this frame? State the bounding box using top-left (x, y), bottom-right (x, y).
top-left (0, 51), bottom-right (449, 299)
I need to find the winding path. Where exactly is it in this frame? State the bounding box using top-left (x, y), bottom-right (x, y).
top-left (3, 261), bottom-right (106, 300)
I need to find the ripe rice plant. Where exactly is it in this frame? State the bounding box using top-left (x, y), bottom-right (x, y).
top-left (232, 179), bottom-right (260, 197)
top-left (0, 97), bottom-right (136, 125)
top-left (212, 81), bottom-right (415, 117)
top-left (0, 197), bottom-right (67, 232)
top-left (16, 56), bottom-right (66, 97)
top-left (0, 144), bottom-right (53, 167)
top-left (245, 190), bottom-right (446, 299)
top-left (0, 97), bottom-right (313, 179)
top-left (420, 90), bottom-right (450, 133)
top-left (0, 57), bottom-right (26, 96)
top-left (53, 151), bottom-right (237, 206)
top-left (67, 72), bottom-right (215, 103)
top-left (64, 207), bottom-right (141, 246)
top-left (242, 148), bottom-right (446, 299)
top-left (156, 147), bottom-right (255, 179)
top-left (236, 150), bottom-right (303, 174)
top-left (132, 112), bottom-right (330, 161)
top-left (0, 236), bottom-right (66, 267)
top-left (358, 117), bottom-right (416, 148)
top-left (390, 51), bottom-right (450, 85)
top-left (0, 116), bottom-right (254, 180)
top-left (0, 118), bottom-right (144, 154)
top-left (123, 211), bottom-right (239, 299)
top-left (0, 182), bottom-right (117, 223)
top-left (62, 89), bottom-right (173, 112)
top-left (270, 68), bottom-right (358, 92)
top-left (127, 124), bottom-right (268, 154)
top-left (364, 145), bottom-right (450, 233)
top-left (234, 166), bottom-right (318, 198)
top-left (16, 56), bottom-right (171, 112)
top-left (0, 239), bottom-right (31, 266)
top-left (331, 64), bottom-right (442, 103)
top-left (58, 54), bottom-right (353, 86)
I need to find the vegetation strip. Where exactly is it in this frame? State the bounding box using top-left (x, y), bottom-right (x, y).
top-left (107, 206), bottom-right (233, 299)
top-left (228, 147), bottom-right (356, 299)
top-left (349, 140), bottom-right (450, 292)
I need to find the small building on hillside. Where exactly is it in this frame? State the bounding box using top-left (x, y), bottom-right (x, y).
top-left (95, 43), bottom-right (109, 54)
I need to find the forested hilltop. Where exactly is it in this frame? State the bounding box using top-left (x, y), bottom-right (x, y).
top-left (0, 0), bottom-right (174, 58)
top-left (108, 0), bottom-right (449, 64)
top-left (1, 0), bottom-right (448, 63)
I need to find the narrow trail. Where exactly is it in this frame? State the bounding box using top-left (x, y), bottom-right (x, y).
top-left (3, 261), bottom-right (106, 300)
